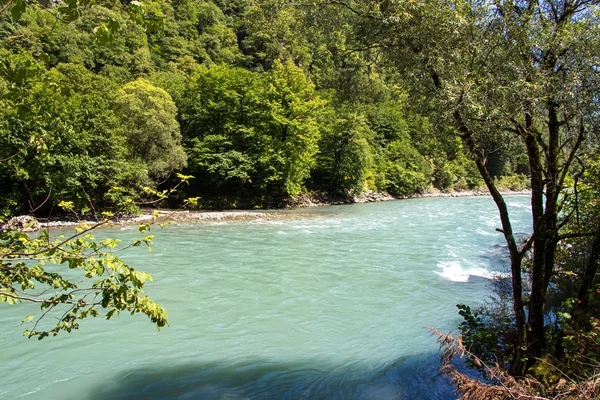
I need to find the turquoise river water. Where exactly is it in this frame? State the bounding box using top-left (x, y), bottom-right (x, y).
top-left (0, 196), bottom-right (531, 399)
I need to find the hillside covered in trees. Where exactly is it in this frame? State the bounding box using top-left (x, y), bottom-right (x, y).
top-left (0, 0), bottom-right (530, 216)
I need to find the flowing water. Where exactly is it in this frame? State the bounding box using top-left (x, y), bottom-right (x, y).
top-left (0, 196), bottom-right (531, 399)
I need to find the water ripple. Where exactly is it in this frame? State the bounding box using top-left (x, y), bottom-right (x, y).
top-left (0, 196), bottom-right (531, 399)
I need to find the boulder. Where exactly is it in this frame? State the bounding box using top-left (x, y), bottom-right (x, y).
top-left (1, 215), bottom-right (40, 232)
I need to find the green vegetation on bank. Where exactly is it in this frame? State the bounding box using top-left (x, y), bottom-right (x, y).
top-left (0, 0), bottom-right (527, 216)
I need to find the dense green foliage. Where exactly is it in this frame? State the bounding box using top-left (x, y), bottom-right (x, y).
top-left (1, 0), bottom-right (511, 214)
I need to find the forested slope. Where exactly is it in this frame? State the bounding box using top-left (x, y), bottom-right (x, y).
top-left (0, 0), bottom-right (527, 216)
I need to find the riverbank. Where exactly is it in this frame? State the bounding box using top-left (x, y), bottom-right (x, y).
top-left (5, 188), bottom-right (530, 230)
top-left (33, 210), bottom-right (289, 229)
top-left (286, 188), bottom-right (531, 207)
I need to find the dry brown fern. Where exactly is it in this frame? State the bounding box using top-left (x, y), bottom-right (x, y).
top-left (428, 328), bottom-right (600, 400)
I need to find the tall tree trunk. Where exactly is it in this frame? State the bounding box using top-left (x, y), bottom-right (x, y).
top-left (525, 99), bottom-right (561, 366)
top-left (454, 109), bottom-right (528, 375)
top-left (472, 148), bottom-right (527, 376)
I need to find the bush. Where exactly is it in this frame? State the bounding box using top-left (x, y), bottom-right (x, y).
top-left (495, 174), bottom-right (530, 191)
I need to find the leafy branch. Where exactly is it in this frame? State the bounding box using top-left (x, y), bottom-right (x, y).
top-left (0, 174), bottom-right (198, 339)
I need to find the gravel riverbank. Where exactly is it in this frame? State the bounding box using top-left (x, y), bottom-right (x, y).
top-left (6, 188), bottom-right (531, 230)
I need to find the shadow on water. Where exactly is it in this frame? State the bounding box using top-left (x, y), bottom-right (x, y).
top-left (88, 352), bottom-right (459, 400)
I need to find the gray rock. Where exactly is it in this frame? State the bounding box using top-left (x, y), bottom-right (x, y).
top-left (1, 215), bottom-right (40, 232)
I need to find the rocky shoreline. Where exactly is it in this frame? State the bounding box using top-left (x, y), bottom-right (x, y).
top-left (286, 188), bottom-right (530, 208)
top-left (2, 188), bottom-right (531, 231)
top-left (23, 210), bottom-right (285, 229)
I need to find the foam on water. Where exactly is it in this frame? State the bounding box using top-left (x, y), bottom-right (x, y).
top-left (444, 244), bottom-right (458, 258)
top-left (476, 227), bottom-right (495, 236)
top-left (508, 198), bottom-right (531, 209)
top-left (435, 260), bottom-right (506, 282)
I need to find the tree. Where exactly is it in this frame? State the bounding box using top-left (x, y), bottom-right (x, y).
top-left (116, 78), bottom-right (187, 180)
top-left (240, 0), bottom-right (313, 70)
top-left (384, 138), bottom-right (431, 196)
top-left (0, 171), bottom-right (200, 339)
top-left (145, 0), bottom-right (243, 68)
top-left (0, 171), bottom-right (201, 340)
top-left (179, 61), bottom-right (324, 204)
top-left (0, 53), bottom-right (164, 215)
top-left (319, 0), bottom-right (600, 376)
top-left (315, 109), bottom-right (374, 195)
top-left (179, 64), bottom-right (266, 202)
top-left (552, 153), bottom-right (600, 372)
top-left (263, 59), bottom-right (325, 196)
top-left (421, 1), bottom-right (600, 375)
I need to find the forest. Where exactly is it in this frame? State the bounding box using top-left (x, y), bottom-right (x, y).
top-left (1, 1), bottom-right (600, 399)
top-left (0, 0), bottom-right (533, 216)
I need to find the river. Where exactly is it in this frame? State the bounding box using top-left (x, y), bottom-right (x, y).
top-left (0, 195), bottom-right (531, 399)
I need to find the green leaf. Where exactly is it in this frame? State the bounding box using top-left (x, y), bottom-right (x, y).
top-left (58, 201), bottom-right (74, 210)
top-left (94, 24), bottom-right (113, 45)
top-left (558, 312), bottom-right (572, 320)
top-left (10, 0), bottom-right (27, 20)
